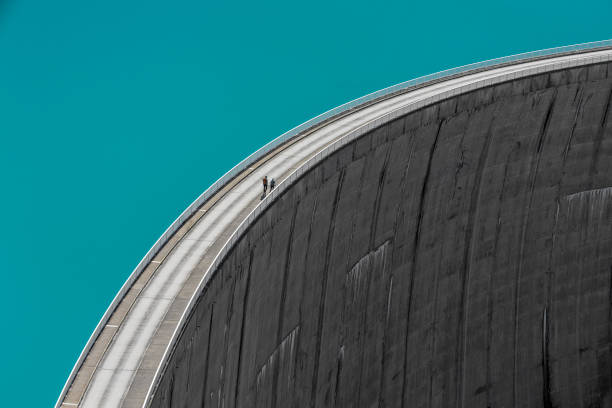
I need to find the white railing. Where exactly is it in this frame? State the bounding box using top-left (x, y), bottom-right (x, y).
top-left (57, 39), bottom-right (612, 408)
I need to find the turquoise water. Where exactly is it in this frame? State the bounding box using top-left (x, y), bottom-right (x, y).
top-left (0, 0), bottom-right (610, 405)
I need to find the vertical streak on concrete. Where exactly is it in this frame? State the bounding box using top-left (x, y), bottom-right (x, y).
top-left (378, 275), bottom-right (394, 408)
top-left (333, 230), bottom-right (350, 407)
top-left (564, 87), bottom-right (586, 186)
top-left (562, 104), bottom-right (578, 164)
top-left (355, 247), bottom-right (374, 407)
top-left (575, 224), bottom-right (585, 408)
top-left (486, 148), bottom-right (511, 407)
top-left (232, 251), bottom-right (254, 407)
top-left (384, 131), bottom-right (416, 406)
top-left (539, 84), bottom-right (587, 406)
top-left (331, 154), bottom-right (366, 406)
top-left (380, 128), bottom-right (415, 405)
top-left (270, 202), bottom-right (299, 408)
top-left (309, 169), bottom-right (345, 408)
top-left (541, 155), bottom-right (567, 406)
top-left (199, 304), bottom-right (214, 408)
top-left (366, 141), bottom-right (393, 407)
top-left (542, 307), bottom-right (552, 408)
top-left (545, 200), bottom-right (560, 400)
top-left (457, 117), bottom-right (496, 408)
top-left (390, 128), bottom-right (415, 242)
top-left (167, 374), bottom-right (174, 408)
top-left (426, 116), bottom-right (451, 408)
top-left (348, 149), bottom-right (370, 269)
top-left (483, 87), bottom-right (540, 403)
top-left (216, 278), bottom-right (237, 408)
top-left (400, 119), bottom-right (444, 408)
top-left (332, 159), bottom-right (365, 408)
top-left (292, 195), bottom-right (319, 406)
top-left (513, 90), bottom-right (557, 407)
top-left (609, 265), bottom-right (612, 399)
top-left (559, 84), bottom-right (585, 184)
top-left (427, 185), bottom-right (444, 406)
top-left (369, 142), bottom-right (393, 250)
top-left (588, 85), bottom-right (612, 188)
top-left (333, 345), bottom-right (344, 407)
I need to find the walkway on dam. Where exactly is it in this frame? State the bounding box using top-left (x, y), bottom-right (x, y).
top-left (60, 46), bottom-right (612, 408)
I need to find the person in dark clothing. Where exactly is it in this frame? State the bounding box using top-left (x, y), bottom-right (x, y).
top-left (262, 176), bottom-right (268, 194)
top-left (270, 178), bottom-right (276, 190)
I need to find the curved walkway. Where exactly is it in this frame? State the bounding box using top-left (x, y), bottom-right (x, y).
top-left (58, 45), bottom-right (612, 408)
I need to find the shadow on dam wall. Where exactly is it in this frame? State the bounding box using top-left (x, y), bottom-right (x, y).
top-left (151, 62), bottom-right (612, 408)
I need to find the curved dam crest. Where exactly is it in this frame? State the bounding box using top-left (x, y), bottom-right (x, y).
top-left (149, 62), bottom-right (612, 407)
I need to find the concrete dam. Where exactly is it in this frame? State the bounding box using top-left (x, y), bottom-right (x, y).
top-left (58, 43), bottom-right (612, 408)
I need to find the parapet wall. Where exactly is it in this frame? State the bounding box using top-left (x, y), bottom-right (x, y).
top-left (151, 62), bottom-right (612, 408)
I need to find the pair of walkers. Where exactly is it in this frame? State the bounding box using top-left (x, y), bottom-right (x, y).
top-left (262, 176), bottom-right (275, 195)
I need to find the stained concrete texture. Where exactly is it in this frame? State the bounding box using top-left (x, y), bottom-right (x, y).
top-left (150, 62), bottom-right (612, 408)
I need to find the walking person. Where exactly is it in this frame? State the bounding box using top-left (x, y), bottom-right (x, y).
top-left (270, 178), bottom-right (276, 191)
top-left (262, 176), bottom-right (268, 195)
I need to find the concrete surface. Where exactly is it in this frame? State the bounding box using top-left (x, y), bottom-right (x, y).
top-left (57, 48), bottom-right (612, 408)
top-left (151, 62), bottom-right (612, 408)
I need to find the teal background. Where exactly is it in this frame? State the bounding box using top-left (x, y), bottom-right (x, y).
top-left (0, 0), bottom-right (610, 405)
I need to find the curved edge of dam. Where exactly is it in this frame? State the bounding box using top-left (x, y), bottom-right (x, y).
top-left (149, 62), bottom-right (612, 407)
top-left (57, 42), bottom-right (612, 408)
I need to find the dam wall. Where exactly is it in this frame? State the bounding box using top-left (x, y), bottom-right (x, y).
top-left (150, 62), bottom-right (612, 408)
